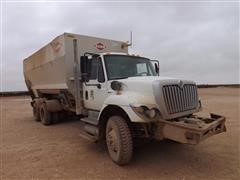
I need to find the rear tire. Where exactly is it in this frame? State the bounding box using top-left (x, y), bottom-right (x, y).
top-left (33, 104), bottom-right (40, 121)
top-left (52, 112), bottom-right (60, 124)
top-left (106, 116), bottom-right (133, 165)
top-left (39, 103), bottom-right (52, 125)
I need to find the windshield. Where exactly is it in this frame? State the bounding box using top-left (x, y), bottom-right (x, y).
top-left (104, 55), bottom-right (157, 80)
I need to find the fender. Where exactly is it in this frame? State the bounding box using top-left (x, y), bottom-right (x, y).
top-left (98, 94), bottom-right (148, 123)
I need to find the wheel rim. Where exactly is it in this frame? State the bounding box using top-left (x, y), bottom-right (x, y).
top-left (106, 125), bottom-right (119, 154)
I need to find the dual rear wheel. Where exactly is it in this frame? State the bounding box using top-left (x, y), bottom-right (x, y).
top-left (39, 103), bottom-right (52, 125)
top-left (33, 105), bottom-right (40, 122)
top-left (33, 103), bottom-right (60, 125)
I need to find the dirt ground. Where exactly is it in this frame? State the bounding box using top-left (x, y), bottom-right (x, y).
top-left (0, 87), bottom-right (239, 180)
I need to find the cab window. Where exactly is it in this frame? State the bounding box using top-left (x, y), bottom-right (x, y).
top-left (98, 59), bottom-right (105, 82)
top-left (89, 57), bottom-right (105, 83)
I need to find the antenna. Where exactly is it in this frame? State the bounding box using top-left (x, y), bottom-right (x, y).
top-left (121, 31), bottom-right (133, 49)
top-left (130, 31), bottom-right (132, 47)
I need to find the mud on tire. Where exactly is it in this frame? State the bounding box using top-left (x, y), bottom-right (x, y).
top-left (106, 116), bottom-right (133, 165)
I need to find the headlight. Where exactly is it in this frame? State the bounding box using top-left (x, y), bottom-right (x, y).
top-left (130, 104), bottom-right (159, 119)
top-left (146, 108), bottom-right (157, 118)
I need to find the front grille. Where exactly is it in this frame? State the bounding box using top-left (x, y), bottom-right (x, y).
top-left (162, 84), bottom-right (198, 114)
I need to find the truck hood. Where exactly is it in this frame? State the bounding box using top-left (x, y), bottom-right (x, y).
top-left (120, 76), bottom-right (175, 92)
top-left (116, 76), bottom-right (196, 105)
top-left (119, 76), bottom-right (195, 92)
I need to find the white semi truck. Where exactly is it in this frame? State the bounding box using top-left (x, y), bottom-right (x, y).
top-left (23, 33), bottom-right (226, 165)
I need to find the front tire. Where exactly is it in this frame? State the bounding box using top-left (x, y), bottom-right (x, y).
top-left (106, 116), bottom-right (133, 165)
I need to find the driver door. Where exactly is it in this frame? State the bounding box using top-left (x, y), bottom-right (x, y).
top-left (83, 56), bottom-right (108, 111)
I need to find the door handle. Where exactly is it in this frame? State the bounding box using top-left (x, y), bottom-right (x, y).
top-left (85, 83), bottom-right (101, 89)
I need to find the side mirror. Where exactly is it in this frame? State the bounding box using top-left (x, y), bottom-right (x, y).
top-left (151, 60), bottom-right (160, 75)
top-left (154, 63), bottom-right (159, 75)
top-left (80, 56), bottom-right (92, 81)
top-left (111, 81), bottom-right (123, 91)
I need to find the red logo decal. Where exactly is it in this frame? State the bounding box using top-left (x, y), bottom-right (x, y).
top-left (95, 42), bottom-right (106, 50)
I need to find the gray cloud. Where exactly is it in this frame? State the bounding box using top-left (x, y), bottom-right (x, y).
top-left (2, 1), bottom-right (239, 91)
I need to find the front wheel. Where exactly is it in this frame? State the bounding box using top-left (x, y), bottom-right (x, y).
top-left (106, 116), bottom-right (133, 165)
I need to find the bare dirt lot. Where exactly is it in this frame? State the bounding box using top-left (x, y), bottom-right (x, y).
top-left (1, 87), bottom-right (239, 180)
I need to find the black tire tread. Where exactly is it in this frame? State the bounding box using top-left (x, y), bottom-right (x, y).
top-left (40, 103), bottom-right (52, 126)
top-left (108, 116), bottom-right (133, 165)
top-left (33, 105), bottom-right (40, 121)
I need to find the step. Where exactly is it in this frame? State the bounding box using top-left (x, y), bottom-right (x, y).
top-left (79, 131), bottom-right (98, 142)
top-left (81, 117), bottom-right (98, 126)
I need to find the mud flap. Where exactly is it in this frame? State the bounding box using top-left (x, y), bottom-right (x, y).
top-left (158, 113), bottom-right (226, 145)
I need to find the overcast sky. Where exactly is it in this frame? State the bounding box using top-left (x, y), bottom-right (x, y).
top-left (1, 1), bottom-right (239, 91)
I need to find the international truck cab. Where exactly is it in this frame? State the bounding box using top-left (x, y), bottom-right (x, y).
top-left (80, 53), bottom-right (158, 109)
top-left (23, 33), bottom-right (226, 165)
